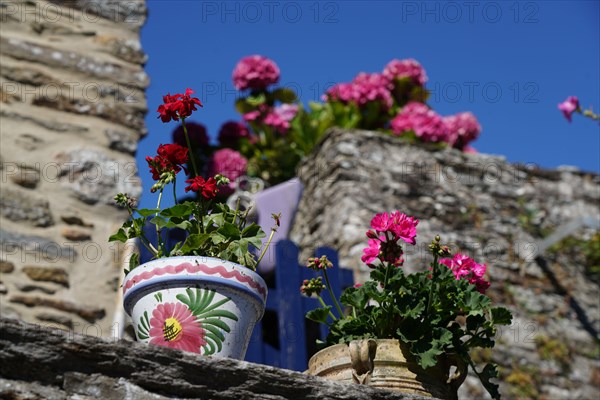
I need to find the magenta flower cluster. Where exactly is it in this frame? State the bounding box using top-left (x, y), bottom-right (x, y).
top-left (264, 104), bottom-right (299, 134)
top-left (390, 103), bottom-right (482, 148)
top-left (443, 112), bottom-right (481, 147)
top-left (390, 102), bottom-right (448, 143)
top-left (361, 211), bottom-right (490, 294)
top-left (361, 211), bottom-right (419, 267)
top-left (232, 55), bottom-right (280, 91)
top-left (207, 148), bottom-right (248, 195)
top-left (439, 254), bottom-right (490, 294)
top-left (323, 58), bottom-right (482, 150)
top-left (383, 58), bottom-right (428, 86)
top-left (325, 72), bottom-right (394, 111)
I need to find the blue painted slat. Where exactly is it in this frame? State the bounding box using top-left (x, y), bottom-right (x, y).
top-left (274, 240), bottom-right (307, 371)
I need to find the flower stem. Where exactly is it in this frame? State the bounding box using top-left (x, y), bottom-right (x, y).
top-left (256, 228), bottom-right (276, 266)
top-left (426, 253), bottom-right (439, 315)
top-left (181, 118), bottom-right (199, 177)
top-left (582, 108), bottom-right (600, 121)
top-left (323, 268), bottom-right (344, 318)
top-left (172, 176), bottom-right (178, 204)
top-left (155, 189), bottom-right (164, 256)
top-left (139, 237), bottom-right (159, 258)
top-left (318, 295), bottom-right (338, 321)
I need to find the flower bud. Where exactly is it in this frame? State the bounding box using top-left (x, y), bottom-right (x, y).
top-left (366, 230), bottom-right (378, 239)
top-left (300, 277), bottom-right (326, 296)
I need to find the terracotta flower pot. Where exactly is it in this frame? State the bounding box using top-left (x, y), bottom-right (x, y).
top-left (123, 256), bottom-right (267, 359)
top-left (307, 339), bottom-right (467, 399)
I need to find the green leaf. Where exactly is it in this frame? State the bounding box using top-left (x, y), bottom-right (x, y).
top-left (109, 228), bottom-right (127, 243)
top-left (246, 93), bottom-right (266, 106)
top-left (340, 287), bottom-right (369, 309)
top-left (136, 208), bottom-right (161, 217)
top-left (411, 327), bottom-right (453, 369)
top-left (235, 98), bottom-right (255, 114)
top-left (160, 203), bottom-right (193, 218)
top-left (464, 290), bottom-right (490, 314)
top-left (491, 307), bottom-right (512, 325)
top-left (466, 314), bottom-right (486, 331)
top-left (272, 88), bottom-right (297, 103)
top-left (477, 363), bottom-right (501, 400)
top-left (128, 253), bottom-right (139, 273)
top-left (241, 234), bottom-right (265, 250)
top-left (241, 224), bottom-right (262, 238)
top-left (179, 233), bottom-right (210, 254)
top-left (306, 306), bottom-right (332, 324)
top-left (218, 222), bottom-right (241, 238)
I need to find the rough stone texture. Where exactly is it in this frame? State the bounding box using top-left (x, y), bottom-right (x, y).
top-left (0, 318), bottom-right (434, 400)
top-left (8, 164), bottom-right (40, 189)
top-left (9, 295), bottom-right (105, 323)
top-left (60, 227), bottom-right (92, 241)
top-left (0, 0), bottom-right (147, 338)
top-left (0, 260), bottom-right (15, 273)
top-left (55, 148), bottom-right (141, 205)
top-left (290, 129), bottom-right (600, 400)
top-left (22, 266), bottom-right (69, 287)
top-left (0, 187), bottom-right (54, 226)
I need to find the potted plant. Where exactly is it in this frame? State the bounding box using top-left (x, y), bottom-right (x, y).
top-left (303, 211), bottom-right (512, 399)
top-left (110, 88), bottom-right (278, 359)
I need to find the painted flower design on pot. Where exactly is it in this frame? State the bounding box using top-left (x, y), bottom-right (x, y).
top-left (149, 302), bottom-right (205, 353)
top-left (136, 288), bottom-right (240, 355)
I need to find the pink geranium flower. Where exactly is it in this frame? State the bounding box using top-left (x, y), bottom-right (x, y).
top-left (324, 73), bottom-right (393, 111)
top-left (439, 254), bottom-right (490, 293)
top-left (370, 212), bottom-right (392, 232)
top-left (149, 302), bottom-right (205, 353)
top-left (352, 72), bottom-right (394, 110)
top-left (264, 104), bottom-right (299, 134)
top-left (361, 238), bottom-right (382, 266)
top-left (208, 149), bottom-right (248, 195)
top-left (389, 211), bottom-right (419, 245)
top-left (232, 55), bottom-right (280, 91)
top-left (443, 112), bottom-right (481, 149)
top-left (390, 102), bottom-right (449, 143)
top-left (383, 58), bottom-right (428, 86)
top-left (558, 96), bottom-right (580, 122)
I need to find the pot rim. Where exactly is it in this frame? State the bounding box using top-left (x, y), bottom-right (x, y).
top-left (122, 256), bottom-right (267, 315)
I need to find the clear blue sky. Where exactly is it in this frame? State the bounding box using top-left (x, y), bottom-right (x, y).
top-left (138, 0), bottom-right (599, 209)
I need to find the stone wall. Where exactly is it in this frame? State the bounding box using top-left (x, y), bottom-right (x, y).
top-left (0, 317), bottom-right (434, 400)
top-left (290, 128), bottom-right (600, 399)
top-left (0, 0), bottom-right (147, 337)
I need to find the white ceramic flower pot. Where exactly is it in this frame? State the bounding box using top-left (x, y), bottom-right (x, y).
top-left (123, 256), bottom-right (267, 359)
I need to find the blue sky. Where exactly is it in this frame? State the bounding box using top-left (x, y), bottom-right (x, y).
top-left (138, 0), bottom-right (599, 208)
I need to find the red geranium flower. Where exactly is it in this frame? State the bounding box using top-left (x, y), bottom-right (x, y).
top-left (185, 176), bottom-right (218, 199)
top-left (157, 88), bottom-right (203, 123)
top-left (146, 143), bottom-right (189, 181)
top-left (158, 143), bottom-right (189, 166)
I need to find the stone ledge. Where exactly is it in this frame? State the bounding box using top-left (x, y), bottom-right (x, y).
top-left (0, 318), bottom-right (436, 400)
